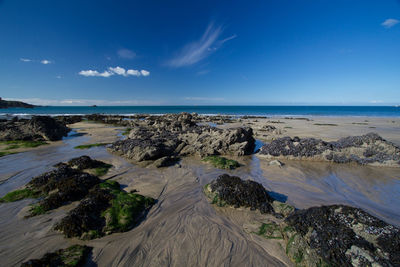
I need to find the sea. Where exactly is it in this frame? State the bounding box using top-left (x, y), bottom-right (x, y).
top-left (1, 106), bottom-right (399, 117)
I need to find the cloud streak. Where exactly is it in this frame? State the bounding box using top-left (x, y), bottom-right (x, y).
top-left (167, 22), bottom-right (236, 67)
top-left (381, 18), bottom-right (399, 28)
top-left (20, 58), bottom-right (53, 64)
top-left (79, 66), bottom-right (150, 77)
top-left (117, 48), bottom-right (136, 59)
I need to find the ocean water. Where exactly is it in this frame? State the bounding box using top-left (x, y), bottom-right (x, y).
top-left (1, 106), bottom-right (399, 117)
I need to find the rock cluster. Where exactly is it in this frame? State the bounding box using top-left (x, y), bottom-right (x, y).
top-left (109, 113), bottom-right (255, 166)
top-left (0, 116), bottom-right (69, 141)
top-left (286, 205), bottom-right (400, 266)
top-left (259, 132), bottom-right (400, 166)
top-left (206, 174), bottom-right (274, 213)
top-left (205, 174), bottom-right (400, 267)
top-left (26, 163), bottom-right (101, 215)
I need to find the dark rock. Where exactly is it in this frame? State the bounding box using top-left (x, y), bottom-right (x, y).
top-left (21, 245), bottom-right (92, 267)
top-left (0, 116), bottom-right (69, 141)
top-left (286, 205), bottom-right (400, 266)
top-left (54, 185), bottom-right (114, 238)
top-left (54, 115), bottom-right (83, 125)
top-left (208, 174), bottom-right (274, 213)
top-left (259, 133), bottom-right (400, 166)
top-left (66, 155), bottom-right (108, 170)
top-left (28, 165), bottom-right (100, 213)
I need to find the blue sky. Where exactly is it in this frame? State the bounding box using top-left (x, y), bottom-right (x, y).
top-left (0, 0), bottom-right (399, 106)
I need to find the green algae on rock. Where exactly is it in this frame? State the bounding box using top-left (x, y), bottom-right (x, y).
top-left (202, 155), bottom-right (241, 170)
top-left (21, 245), bottom-right (92, 267)
top-left (55, 180), bottom-right (156, 239)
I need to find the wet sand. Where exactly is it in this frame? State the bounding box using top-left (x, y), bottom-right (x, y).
top-left (0, 118), bottom-right (399, 266)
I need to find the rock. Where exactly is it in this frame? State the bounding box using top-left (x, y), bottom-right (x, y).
top-left (21, 245), bottom-right (92, 267)
top-left (0, 116), bottom-right (69, 141)
top-left (54, 115), bottom-right (83, 125)
top-left (27, 165), bottom-right (101, 215)
top-left (259, 133), bottom-right (400, 166)
top-left (269, 160), bottom-right (284, 167)
top-left (206, 174), bottom-right (274, 213)
top-left (109, 113), bottom-right (255, 165)
top-left (152, 156), bottom-right (180, 168)
top-left (55, 180), bottom-right (156, 239)
top-left (285, 205), bottom-right (400, 266)
top-left (66, 155), bottom-right (108, 170)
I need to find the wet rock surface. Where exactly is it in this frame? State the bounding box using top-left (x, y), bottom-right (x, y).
top-left (55, 180), bottom-right (156, 239)
top-left (206, 174), bottom-right (274, 213)
top-left (21, 245), bottom-right (92, 267)
top-left (259, 132), bottom-right (400, 166)
top-left (66, 155), bottom-right (110, 170)
top-left (109, 113), bottom-right (255, 166)
top-left (0, 116), bottom-right (69, 141)
top-left (286, 205), bottom-right (400, 266)
top-left (27, 165), bottom-right (101, 215)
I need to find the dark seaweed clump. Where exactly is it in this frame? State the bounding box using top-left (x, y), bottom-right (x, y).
top-left (55, 180), bottom-right (156, 239)
top-left (209, 174), bottom-right (274, 213)
top-left (21, 245), bottom-right (91, 267)
top-left (285, 205), bottom-right (400, 266)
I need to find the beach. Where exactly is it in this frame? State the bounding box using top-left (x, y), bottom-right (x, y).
top-left (0, 114), bottom-right (399, 266)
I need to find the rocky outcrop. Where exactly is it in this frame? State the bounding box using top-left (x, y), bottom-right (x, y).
top-left (205, 174), bottom-right (274, 213)
top-left (21, 245), bottom-right (92, 267)
top-left (286, 205), bottom-right (400, 266)
top-left (0, 116), bottom-right (69, 141)
top-left (259, 133), bottom-right (400, 166)
top-left (109, 113), bottom-right (255, 166)
top-left (55, 180), bottom-right (155, 239)
top-left (205, 174), bottom-right (400, 267)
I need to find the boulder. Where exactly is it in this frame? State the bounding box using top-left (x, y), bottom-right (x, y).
top-left (259, 133), bottom-right (400, 166)
top-left (0, 116), bottom-right (69, 141)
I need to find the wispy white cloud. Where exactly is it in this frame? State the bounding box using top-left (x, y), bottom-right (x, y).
top-left (79, 66), bottom-right (150, 77)
top-left (6, 98), bottom-right (162, 106)
top-left (20, 58), bottom-right (32, 62)
top-left (381, 18), bottom-right (399, 28)
top-left (369, 100), bottom-right (384, 104)
top-left (196, 70), bottom-right (210, 76)
top-left (167, 22), bottom-right (236, 67)
top-left (140, 70), bottom-right (150, 76)
top-left (117, 48), bottom-right (136, 59)
top-left (78, 70), bottom-right (113, 77)
top-left (40, 59), bottom-right (52, 64)
top-left (20, 58), bottom-right (53, 64)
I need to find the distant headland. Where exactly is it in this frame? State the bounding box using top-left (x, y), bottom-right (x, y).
top-left (0, 97), bottom-right (37, 109)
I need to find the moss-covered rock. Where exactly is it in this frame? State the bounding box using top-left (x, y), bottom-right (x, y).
top-left (21, 245), bottom-right (91, 267)
top-left (55, 180), bottom-right (156, 239)
top-left (202, 155), bottom-right (241, 169)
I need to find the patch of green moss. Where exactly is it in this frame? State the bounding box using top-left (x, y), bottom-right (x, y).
top-left (255, 223), bottom-right (284, 239)
top-left (99, 180), bottom-right (121, 191)
top-left (0, 188), bottom-right (41, 203)
top-left (0, 140), bottom-right (48, 150)
top-left (313, 123), bottom-right (338, 126)
top-left (0, 151), bottom-right (16, 157)
top-left (102, 190), bottom-right (155, 233)
top-left (74, 143), bottom-right (109, 149)
top-left (30, 204), bottom-right (46, 216)
top-left (122, 128), bottom-right (132, 135)
top-left (93, 164), bottom-right (112, 176)
top-left (202, 156), bottom-right (241, 170)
